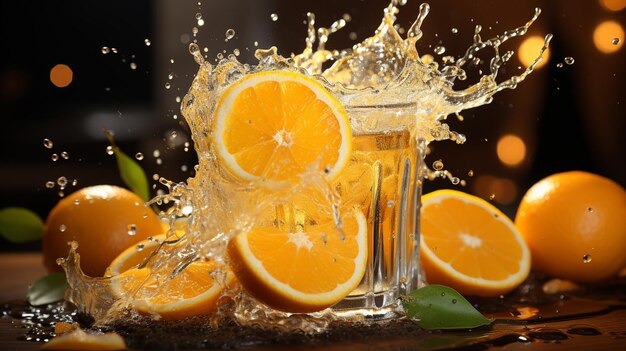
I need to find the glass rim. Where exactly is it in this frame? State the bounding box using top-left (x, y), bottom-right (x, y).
top-left (344, 102), bottom-right (417, 110)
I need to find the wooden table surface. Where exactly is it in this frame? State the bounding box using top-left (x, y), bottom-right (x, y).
top-left (1, 253), bottom-right (625, 351)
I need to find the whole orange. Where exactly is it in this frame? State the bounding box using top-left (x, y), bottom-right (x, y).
top-left (42, 185), bottom-right (163, 277)
top-left (515, 171), bottom-right (626, 283)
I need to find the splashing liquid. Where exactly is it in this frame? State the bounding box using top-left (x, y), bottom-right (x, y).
top-left (60, 0), bottom-right (551, 332)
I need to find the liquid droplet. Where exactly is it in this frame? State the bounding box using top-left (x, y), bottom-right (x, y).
top-left (452, 299), bottom-right (457, 304)
top-left (556, 63), bottom-right (563, 68)
top-left (59, 224), bottom-right (66, 233)
top-left (61, 151), bottom-right (69, 160)
top-left (467, 170), bottom-right (474, 177)
top-left (612, 38), bottom-right (620, 45)
top-left (564, 57), bottom-right (574, 65)
top-left (440, 292), bottom-right (445, 296)
top-left (233, 48), bottom-right (240, 56)
top-left (130, 62), bottom-right (137, 70)
top-left (434, 46), bottom-right (446, 55)
top-left (587, 207), bottom-right (594, 213)
top-left (127, 224), bottom-right (137, 236)
top-left (387, 200), bottom-right (395, 208)
top-left (270, 13), bottom-right (278, 22)
top-left (433, 159), bottom-right (444, 171)
top-left (57, 176), bottom-right (68, 187)
top-left (489, 194), bottom-right (496, 200)
top-left (582, 254), bottom-right (592, 263)
top-left (43, 138), bottom-right (53, 149)
top-left (451, 28), bottom-right (458, 34)
top-left (164, 82), bottom-right (171, 89)
top-left (101, 46), bottom-right (110, 54)
top-left (135, 152), bottom-right (144, 160)
top-left (45, 181), bottom-right (55, 189)
top-left (225, 29), bottom-right (235, 41)
top-left (144, 39), bottom-right (151, 46)
top-left (106, 146), bottom-right (115, 155)
top-left (51, 154), bottom-right (59, 162)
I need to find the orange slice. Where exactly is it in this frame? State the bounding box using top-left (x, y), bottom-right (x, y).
top-left (227, 208), bottom-right (367, 313)
top-left (41, 329), bottom-right (126, 350)
top-left (109, 237), bottom-right (234, 320)
top-left (420, 190), bottom-right (531, 297)
top-left (213, 70), bottom-right (351, 182)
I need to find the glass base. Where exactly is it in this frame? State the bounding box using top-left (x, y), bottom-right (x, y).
top-left (331, 290), bottom-right (404, 320)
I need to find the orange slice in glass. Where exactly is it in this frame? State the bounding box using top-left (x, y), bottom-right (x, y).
top-left (227, 208), bottom-right (367, 313)
top-left (213, 70), bottom-right (351, 182)
top-left (420, 189), bottom-right (531, 297)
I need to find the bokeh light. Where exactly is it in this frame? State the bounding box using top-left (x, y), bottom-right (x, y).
top-left (599, 0), bottom-right (626, 11)
top-left (496, 134), bottom-right (527, 167)
top-left (50, 64), bottom-right (73, 88)
top-left (473, 175), bottom-right (518, 205)
top-left (593, 20), bottom-right (624, 53)
top-left (518, 35), bottom-right (550, 69)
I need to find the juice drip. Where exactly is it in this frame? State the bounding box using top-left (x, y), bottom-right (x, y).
top-left (60, 0), bottom-right (551, 330)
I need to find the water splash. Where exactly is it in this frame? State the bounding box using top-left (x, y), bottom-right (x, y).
top-left (62, 0), bottom-right (551, 332)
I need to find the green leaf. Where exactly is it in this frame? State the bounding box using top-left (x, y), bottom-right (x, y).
top-left (114, 148), bottom-right (150, 202)
top-left (0, 207), bottom-right (44, 243)
top-left (402, 285), bottom-right (493, 330)
top-left (27, 272), bottom-right (68, 306)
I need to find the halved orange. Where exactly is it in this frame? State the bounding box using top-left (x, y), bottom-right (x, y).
top-left (420, 190), bottom-right (531, 297)
top-left (213, 70), bottom-right (351, 182)
top-left (108, 237), bottom-right (234, 320)
top-left (227, 208), bottom-right (367, 313)
top-left (41, 329), bottom-right (126, 350)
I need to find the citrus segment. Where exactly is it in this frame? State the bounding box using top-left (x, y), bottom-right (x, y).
top-left (213, 70), bottom-right (351, 182)
top-left (41, 329), bottom-right (126, 350)
top-left (227, 209), bottom-right (367, 313)
top-left (420, 190), bottom-right (530, 297)
top-left (109, 239), bottom-right (234, 320)
top-left (515, 171), bottom-right (626, 283)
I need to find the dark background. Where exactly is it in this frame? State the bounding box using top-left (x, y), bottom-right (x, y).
top-left (1, 0), bottom-right (625, 251)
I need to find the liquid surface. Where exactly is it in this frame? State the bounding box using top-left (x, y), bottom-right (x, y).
top-left (3, 275), bottom-right (625, 350)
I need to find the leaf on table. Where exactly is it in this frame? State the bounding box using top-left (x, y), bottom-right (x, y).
top-left (402, 284), bottom-right (493, 330)
top-left (0, 207), bottom-right (43, 243)
top-left (27, 272), bottom-right (68, 306)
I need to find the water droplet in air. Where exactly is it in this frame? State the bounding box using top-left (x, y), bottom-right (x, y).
top-left (434, 46), bottom-right (446, 55)
top-left (192, 27), bottom-right (199, 35)
top-left (135, 152), bottom-right (144, 160)
top-left (583, 254), bottom-right (592, 263)
top-left (43, 138), bottom-right (53, 149)
top-left (144, 39), bottom-right (151, 46)
top-left (564, 57), bottom-right (575, 65)
top-left (153, 150), bottom-right (160, 158)
top-left (168, 73), bottom-right (174, 80)
top-left (61, 151), bottom-right (69, 160)
top-left (451, 28), bottom-right (458, 34)
top-left (57, 176), bottom-right (68, 187)
top-left (433, 159), bottom-right (444, 171)
top-left (156, 158), bottom-right (163, 165)
top-left (101, 47), bottom-right (110, 54)
top-left (181, 164), bottom-right (188, 172)
top-left (197, 18), bottom-right (205, 26)
top-left (175, 96), bottom-right (181, 103)
top-left (45, 181), bottom-right (55, 189)
top-left (233, 48), bottom-right (240, 56)
top-left (164, 82), bottom-right (171, 89)
top-left (225, 29), bottom-right (235, 41)
top-left (127, 224), bottom-right (137, 236)
top-left (71, 179), bottom-right (78, 186)
top-left (153, 173), bottom-right (160, 181)
top-left (106, 146), bottom-right (115, 155)
top-left (467, 170), bottom-right (474, 177)
top-left (489, 194), bottom-right (496, 200)
top-left (556, 63), bottom-right (563, 68)
top-left (270, 13), bottom-right (278, 22)
top-left (111, 48), bottom-right (118, 54)
top-left (170, 58), bottom-right (175, 64)
top-left (59, 225), bottom-right (66, 233)
top-left (130, 62), bottom-right (137, 70)
top-left (254, 41), bottom-right (259, 47)
top-left (51, 154), bottom-right (59, 162)
top-left (612, 38), bottom-right (620, 45)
